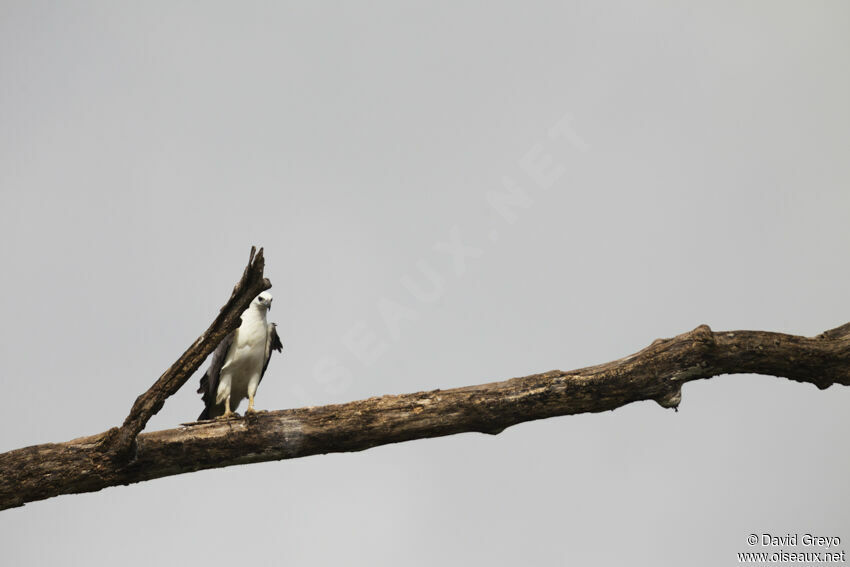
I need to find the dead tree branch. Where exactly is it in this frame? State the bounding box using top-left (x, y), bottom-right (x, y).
top-left (1, 319), bottom-right (849, 511)
top-left (101, 246), bottom-right (270, 456)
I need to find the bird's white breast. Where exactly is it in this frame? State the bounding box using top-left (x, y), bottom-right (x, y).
top-left (219, 308), bottom-right (269, 400)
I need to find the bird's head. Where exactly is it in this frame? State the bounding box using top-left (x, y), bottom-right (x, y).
top-left (254, 292), bottom-right (273, 312)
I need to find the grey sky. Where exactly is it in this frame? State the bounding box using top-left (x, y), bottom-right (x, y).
top-left (1, 2), bottom-right (848, 565)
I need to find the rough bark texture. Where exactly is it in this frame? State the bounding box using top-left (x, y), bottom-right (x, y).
top-left (1, 321), bottom-right (849, 511)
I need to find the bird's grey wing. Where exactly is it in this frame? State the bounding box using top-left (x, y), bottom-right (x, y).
top-left (259, 322), bottom-right (283, 386)
top-left (197, 331), bottom-right (236, 420)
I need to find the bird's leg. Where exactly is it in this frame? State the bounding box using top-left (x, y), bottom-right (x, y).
top-left (246, 378), bottom-right (260, 415)
top-left (221, 396), bottom-right (234, 418)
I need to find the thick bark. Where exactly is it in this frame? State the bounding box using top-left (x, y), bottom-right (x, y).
top-left (1, 321), bottom-right (848, 511)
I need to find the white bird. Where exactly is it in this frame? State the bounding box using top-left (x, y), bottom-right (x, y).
top-left (197, 292), bottom-right (283, 419)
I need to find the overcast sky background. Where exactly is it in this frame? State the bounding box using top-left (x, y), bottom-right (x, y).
top-left (1, 2), bottom-right (849, 565)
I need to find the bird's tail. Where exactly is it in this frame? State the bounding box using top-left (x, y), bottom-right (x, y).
top-left (197, 372), bottom-right (211, 420)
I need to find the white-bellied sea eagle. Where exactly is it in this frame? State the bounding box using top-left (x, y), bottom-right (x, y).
top-left (197, 292), bottom-right (283, 419)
